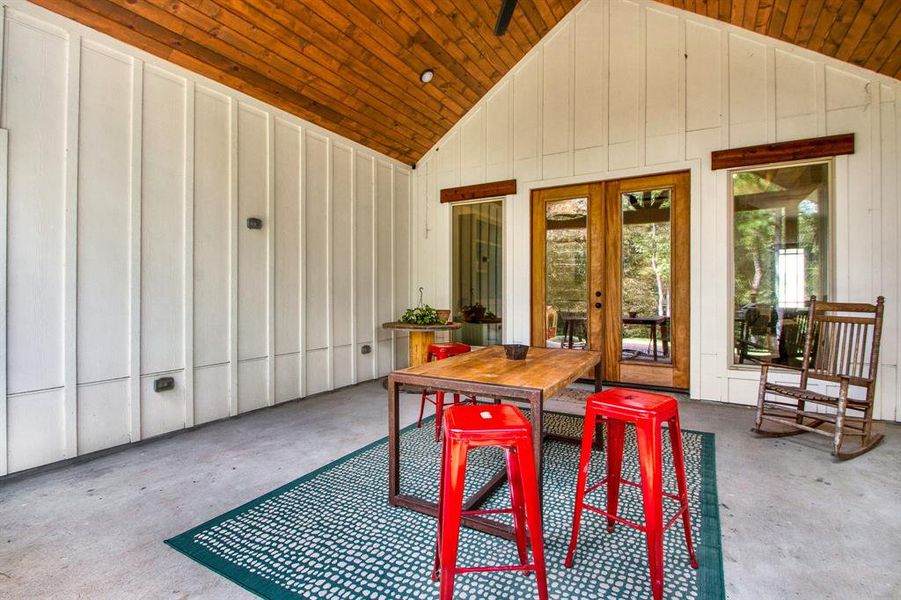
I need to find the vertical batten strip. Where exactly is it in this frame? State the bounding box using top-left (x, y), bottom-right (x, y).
top-left (128, 58), bottom-right (143, 442)
top-left (637, 3), bottom-right (647, 167)
top-left (267, 114), bottom-right (276, 406)
top-left (0, 129), bottom-right (9, 475)
top-left (350, 149), bottom-right (357, 383)
top-left (228, 97), bottom-right (239, 416)
top-left (297, 126), bottom-right (305, 398)
top-left (370, 157), bottom-right (378, 380)
top-left (765, 46), bottom-right (777, 143)
top-left (183, 79), bottom-right (195, 427)
top-left (325, 138), bottom-right (334, 389)
top-left (677, 14), bottom-right (687, 162)
top-left (815, 63), bottom-right (827, 137)
top-left (389, 165), bottom-right (396, 370)
top-left (63, 33), bottom-right (81, 457)
top-left (0, 4), bottom-right (9, 476)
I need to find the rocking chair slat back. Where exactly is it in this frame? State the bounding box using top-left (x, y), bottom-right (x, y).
top-left (805, 296), bottom-right (884, 387)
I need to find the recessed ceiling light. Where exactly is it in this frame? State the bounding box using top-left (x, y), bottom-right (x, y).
top-left (420, 69), bottom-right (434, 84)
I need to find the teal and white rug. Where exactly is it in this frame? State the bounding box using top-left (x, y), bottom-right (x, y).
top-left (166, 411), bottom-right (724, 599)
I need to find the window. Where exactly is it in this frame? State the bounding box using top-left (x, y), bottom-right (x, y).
top-left (451, 200), bottom-right (503, 346)
top-left (732, 161), bottom-right (831, 367)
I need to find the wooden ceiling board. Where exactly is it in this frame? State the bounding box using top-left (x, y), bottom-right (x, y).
top-left (29, 0), bottom-right (901, 165)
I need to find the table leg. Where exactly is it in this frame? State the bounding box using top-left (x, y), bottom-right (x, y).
top-left (530, 391), bottom-right (544, 505)
top-left (388, 375), bottom-right (400, 503)
top-left (593, 361), bottom-right (604, 448)
top-left (652, 323), bottom-right (658, 361)
top-left (662, 320), bottom-right (670, 358)
top-left (408, 331), bottom-right (436, 367)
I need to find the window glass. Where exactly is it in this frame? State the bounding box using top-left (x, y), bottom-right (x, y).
top-left (452, 200), bottom-right (503, 346)
top-left (732, 161), bottom-right (830, 366)
top-left (544, 198), bottom-right (589, 349)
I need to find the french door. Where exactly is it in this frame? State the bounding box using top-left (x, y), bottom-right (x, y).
top-left (530, 171), bottom-right (690, 389)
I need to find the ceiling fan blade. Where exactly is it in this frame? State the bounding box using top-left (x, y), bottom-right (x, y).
top-left (494, 0), bottom-right (517, 35)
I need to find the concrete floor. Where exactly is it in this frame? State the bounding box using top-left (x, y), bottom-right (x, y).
top-left (1, 381), bottom-right (900, 599)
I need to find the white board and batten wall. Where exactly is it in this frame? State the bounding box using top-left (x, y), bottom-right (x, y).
top-left (413, 0), bottom-right (901, 422)
top-left (0, 2), bottom-right (413, 475)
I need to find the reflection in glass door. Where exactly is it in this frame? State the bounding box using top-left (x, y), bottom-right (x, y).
top-left (620, 188), bottom-right (672, 365)
top-left (544, 197), bottom-right (588, 349)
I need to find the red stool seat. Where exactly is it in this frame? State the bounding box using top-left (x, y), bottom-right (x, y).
top-left (434, 404), bottom-right (548, 600)
top-left (417, 343), bottom-right (477, 440)
top-left (565, 388), bottom-right (697, 600)
top-left (428, 342), bottom-right (471, 361)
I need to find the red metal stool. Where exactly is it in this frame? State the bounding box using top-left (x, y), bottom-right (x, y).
top-left (433, 403), bottom-right (548, 600)
top-left (565, 388), bottom-right (698, 600)
top-left (418, 342), bottom-right (477, 440)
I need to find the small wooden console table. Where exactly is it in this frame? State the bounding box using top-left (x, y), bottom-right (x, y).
top-left (381, 321), bottom-right (463, 367)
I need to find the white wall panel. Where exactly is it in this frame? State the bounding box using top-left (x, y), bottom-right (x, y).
top-left (194, 363), bottom-right (229, 425)
top-left (332, 345), bottom-right (354, 389)
top-left (77, 380), bottom-right (130, 454)
top-left (141, 66), bottom-right (185, 375)
top-left (394, 170), bottom-right (411, 323)
top-left (728, 35), bottom-right (768, 146)
top-left (331, 144), bottom-right (353, 347)
top-left (356, 344), bottom-right (375, 383)
top-left (685, 21), bottom-right (721, 132)
top-left (542, 22), bottom-right (573, 178)
top-left (645, 7), bottom-right (681, 165)
top-left (573, 1), bottom-right (605, 152)
top-left (486, 82), bottom-right (512, 180)
top-left (140, 371), bottom-right (185, 438)
top-left (77, 42), bottom-right (132, 384)
top-left (193, 87), bottom-right (231, 367)
top-left (607, 0), bottom-right (641, 169)
top-left (274, 353), bottom-right (301, 403)
top-left (304, 132), bottom-right (329, 351)
top-left (513, 53), bottom-right (541, 179)
top-left (237, 104), bottom-right (269, 361)
top-left (4, 15), bottom-right (67, 394)
top-left (376, 162), bottom-right (394, 345)
top-left (460, 107), bottom-right (485, 185)
top-left (7, 390), bottom-right (66, 472)
top-left (354, 155), bottom-right (375, 345)
top-left (237, 358), bottom-right (268, 413)
top-left (273, 119), bottom-right (301, 356)
top-left (774, 51), bottom-right (817, 140)
top-left (305, 348), bottom-right (329, 395)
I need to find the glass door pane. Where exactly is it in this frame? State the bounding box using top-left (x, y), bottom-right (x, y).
top-left (621, 188), bottom-right (672, 364)
top-left (544, 197), bottom-right (589, 349)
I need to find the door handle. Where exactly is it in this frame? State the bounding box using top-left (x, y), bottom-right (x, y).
top-left (595, 302), bottom-right (602, 309)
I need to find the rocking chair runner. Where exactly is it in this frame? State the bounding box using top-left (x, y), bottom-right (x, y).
top-left (752, 295), bottom-right (886, 459)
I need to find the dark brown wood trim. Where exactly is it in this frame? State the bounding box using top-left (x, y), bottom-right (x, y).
top-left (440, 179), bottom-right (517, 203)
top-left (711, 134), bottom-right (855, 170)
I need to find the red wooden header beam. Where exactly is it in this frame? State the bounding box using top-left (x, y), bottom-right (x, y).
top-left (711, 134), bottom-right (854, 170)
top-left (440, 179), bottom-right (517, 203)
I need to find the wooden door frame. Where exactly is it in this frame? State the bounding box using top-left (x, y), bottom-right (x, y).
top-left (604, 171), bottom-right (690, 389)
top-left (529, 171), bottom-right (691, 390)
top-left (530, 183), bottom-right (604, 357)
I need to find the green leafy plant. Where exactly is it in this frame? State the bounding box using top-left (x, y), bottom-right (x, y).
top-left (400, 304), bottom-right (443, 325)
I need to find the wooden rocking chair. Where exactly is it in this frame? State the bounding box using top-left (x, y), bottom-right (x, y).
top-left (752, 296), bottom-right (886, 459)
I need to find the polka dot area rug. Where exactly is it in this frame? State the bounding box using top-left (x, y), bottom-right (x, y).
top-left (165, 411), bottom-right (724, 599)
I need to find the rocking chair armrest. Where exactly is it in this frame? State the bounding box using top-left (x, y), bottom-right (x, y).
top-left (759, 360), bottom-right (804, 372)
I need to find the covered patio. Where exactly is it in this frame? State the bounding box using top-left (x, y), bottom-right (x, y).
top-left (1, 0), bottom-right (899, 598)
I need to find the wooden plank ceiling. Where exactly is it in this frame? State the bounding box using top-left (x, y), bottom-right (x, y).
top-left (30, 1), bottom-right (900, 165)
top-left (652, 0), bottom-right (901, 82)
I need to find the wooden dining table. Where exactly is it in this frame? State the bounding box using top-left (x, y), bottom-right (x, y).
top-left (387, 345), bottom-right (602, 539)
